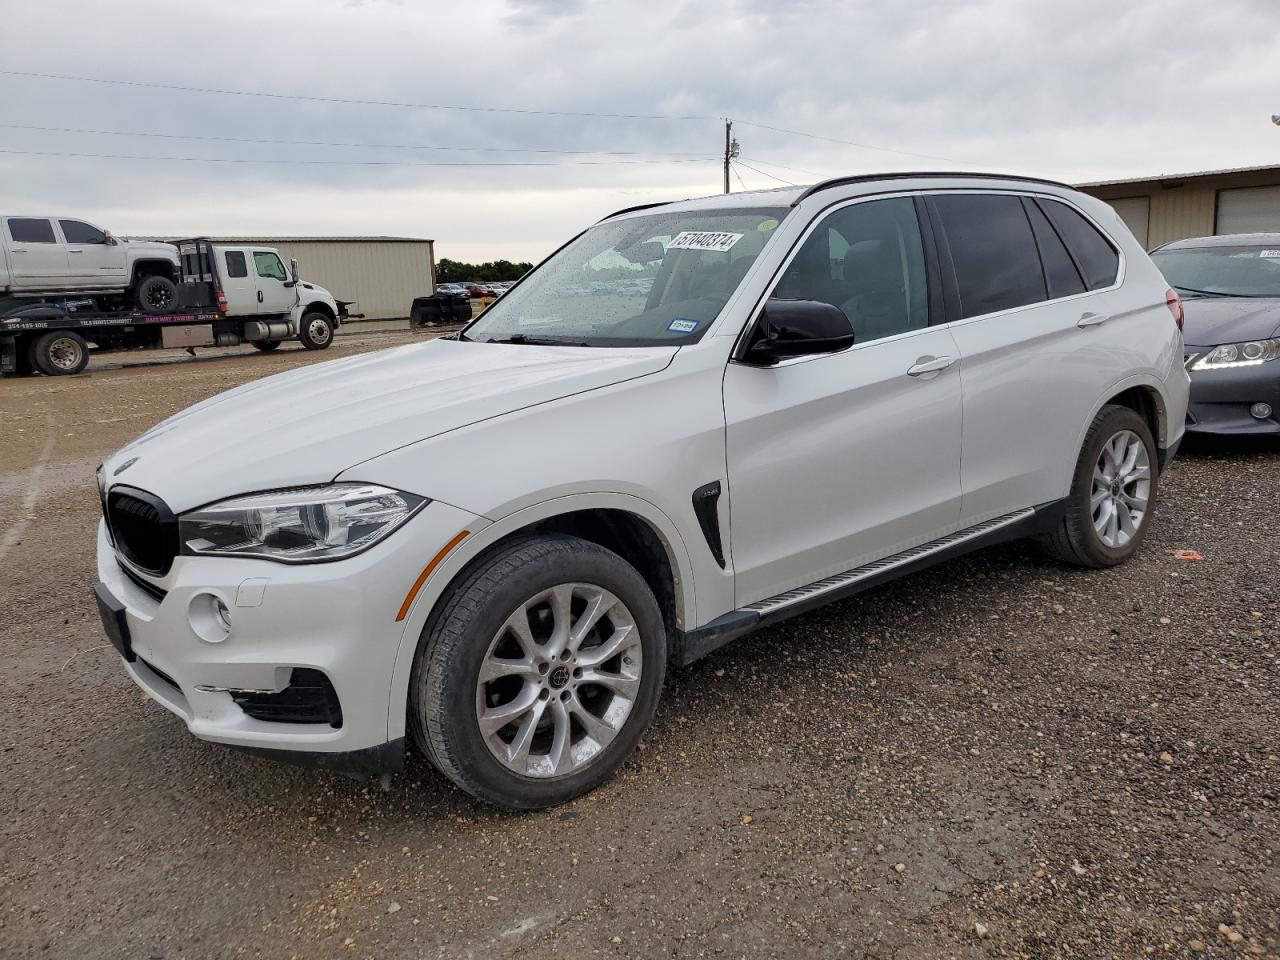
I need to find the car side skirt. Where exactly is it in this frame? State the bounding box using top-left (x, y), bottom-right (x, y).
top-left (672, 500), bottom-right (1067, 666)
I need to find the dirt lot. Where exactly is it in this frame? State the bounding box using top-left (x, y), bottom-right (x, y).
top-left (2, 334), bottom-right (1278, 960)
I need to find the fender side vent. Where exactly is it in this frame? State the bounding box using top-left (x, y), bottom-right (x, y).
top-left (692, 481), bottom-right (726, 568)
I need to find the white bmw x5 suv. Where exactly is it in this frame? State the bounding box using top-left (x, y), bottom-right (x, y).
top-left (95, 173), bottom-right (1189, 809)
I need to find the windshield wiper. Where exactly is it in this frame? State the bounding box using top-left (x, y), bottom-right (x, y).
top-left (485, 334), bottom-right (590, 346)
top-left (1174, 286), bottom-right (1267, 299)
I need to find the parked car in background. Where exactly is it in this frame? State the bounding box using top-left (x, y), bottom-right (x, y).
top-left (437, 283), bottom-right (469, 297)
top-left (1151, 234), bottom-right (1280, 435)
top-left (1, 215), bottom-right (180, 314)
top-left (94, 173), bottom-right (1187, 810)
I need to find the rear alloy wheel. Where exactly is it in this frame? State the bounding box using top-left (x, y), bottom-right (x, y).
top-left (31, 331), bottom-right (89, 376)
top-left (298, 312), bottom-right (334, 350)
top-left (411, 535), bottom-right (666, 809)
top-left (1041, 404), bottom-right (1158, 568)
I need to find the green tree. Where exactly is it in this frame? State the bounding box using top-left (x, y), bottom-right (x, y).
top-left (437, 258), bottom-right (534, 284)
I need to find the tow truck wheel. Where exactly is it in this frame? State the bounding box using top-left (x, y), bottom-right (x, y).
top-left (252, 339), bottom-right (281, 352)
top-left (31, 331), bottom-right (89, 376)
top-left (299, 312), bottom-right (334, 350)
top-left (135, 275), bottom-right (178, 315)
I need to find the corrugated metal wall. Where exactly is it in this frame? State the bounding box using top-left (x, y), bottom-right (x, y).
top-left (1081, 167), bottom-right (1280, 250)
top-left (267, 241), bottom-right (435, 320)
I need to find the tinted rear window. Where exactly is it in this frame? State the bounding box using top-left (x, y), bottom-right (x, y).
top-left (1038, 199), bottom-right (1119, 290)
top-left (1024, 200), bottom-right (1086, 299)
top-left (7, 218), bottom-right (56, 243)
top-left (225, 251), bottom-right (247, 278)
top-left (932, 194), bottom-right (1046, 318)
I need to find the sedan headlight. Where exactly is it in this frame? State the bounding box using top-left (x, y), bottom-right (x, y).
top-left (180, 483), bottom-right (427, 563)
top-left (1191, 338), bottom-right (1280, 370)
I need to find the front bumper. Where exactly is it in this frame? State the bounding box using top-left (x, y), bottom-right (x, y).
top-left (94, 499), bottom-right (481, 768)
top-left (1185, 352), bottom-right (1280, 435)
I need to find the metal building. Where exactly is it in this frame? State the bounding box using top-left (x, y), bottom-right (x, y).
top-left (1077, 164), bottom-right (1280, 250)
top-left (196, 236), bottom-right (436, 320)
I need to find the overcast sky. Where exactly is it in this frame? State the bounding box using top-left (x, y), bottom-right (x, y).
top-left (3, 0), bottom-right (1279, 263)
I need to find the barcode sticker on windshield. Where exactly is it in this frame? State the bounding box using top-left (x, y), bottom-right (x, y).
top-left (1260, 250), bottom-right (1280, 258)
top-left (667, 231), bottom-right (744, 253)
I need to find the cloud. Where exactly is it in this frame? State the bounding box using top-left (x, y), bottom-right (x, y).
top-left (2, 0), bottom-right (1278, 263)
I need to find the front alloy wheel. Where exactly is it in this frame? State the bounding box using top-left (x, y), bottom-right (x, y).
top-left (410, 535), bottom-right (666, 809)
top-left (476, 583), bottom-right (642, 778)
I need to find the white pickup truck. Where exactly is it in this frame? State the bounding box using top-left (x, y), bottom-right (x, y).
top-left (1, 237), bottom-right (351, 376)
top-left (0, 215), bottom-right (182, 314)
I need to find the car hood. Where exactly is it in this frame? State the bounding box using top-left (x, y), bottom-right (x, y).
top-left (102, 338), bottom-right (677, 512)
top-left (1181, 297), bottom-right (1280, 348)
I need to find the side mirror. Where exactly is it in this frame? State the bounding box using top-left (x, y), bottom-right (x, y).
top-left (291, 258), bottom-right (300, 283)
top-left (744, 299), bottom-right (855, 365)
top-left (103, 230), bottom-right (118, 246)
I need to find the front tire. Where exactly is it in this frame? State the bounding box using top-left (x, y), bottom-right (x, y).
top-left (410, 535), bottom-right (667, 809)
top-left (1041, 404), bottom-right (1158, 568)
top-left (134, 275), bottom-right (178, 315)
top-left (298, 312), bottom-right (334, 350)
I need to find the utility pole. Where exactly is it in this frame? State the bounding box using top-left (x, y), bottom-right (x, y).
top-left (723, 119), bottom-right (739, 193)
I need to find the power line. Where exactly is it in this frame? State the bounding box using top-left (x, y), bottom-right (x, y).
top-left (0, 70), bottom-right (715, 122)
top-left (738, 156), bottom-right (833, 178)
top-left (0, 147), bottom-right (719, 168)
top-left (0, 122), bottom-right (710, 159)
top-left (735, 118), bottom-right (977, 166)
top-left (733, 159), bottom-right (796, 186)
top-left (730, 160), bottom-right (749, 192)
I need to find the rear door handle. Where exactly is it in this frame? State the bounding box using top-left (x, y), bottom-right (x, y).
top-left (1077, 312), bottom-right (1109, 327)
top-left (907, 355), bottom-right (957, 377)
top-left (257, 290), bottom-right (264, 303)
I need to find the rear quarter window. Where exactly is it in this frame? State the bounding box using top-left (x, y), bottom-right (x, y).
top-left (224, 251), bottom-right (248, 278)
top-left (1038, 199), bottom-right (1120, 290)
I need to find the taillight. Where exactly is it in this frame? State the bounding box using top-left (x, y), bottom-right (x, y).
top-left (216, 293), bottom-right (228, 314)
top-left (1166, 288), bottom-right (1184, 331)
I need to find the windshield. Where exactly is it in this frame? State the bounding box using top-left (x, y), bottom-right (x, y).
top-left (463, 207), bottom-right (789, 346)
top-left (1152, 245), bottom-right (1280, 298)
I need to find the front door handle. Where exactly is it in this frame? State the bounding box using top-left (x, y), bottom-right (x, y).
top-left (1077, 311), bottom-right (1109, 328)
top-left (907, 355), bottom-right (957, 378)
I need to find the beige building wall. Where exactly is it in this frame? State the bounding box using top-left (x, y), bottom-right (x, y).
top-left (1079, 166), bottom-right (1280, 250)
top-left (265, 240), bottom-right (435, 320)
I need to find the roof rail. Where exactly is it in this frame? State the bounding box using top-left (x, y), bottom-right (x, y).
top-left (791, 171), bottom-right (1075, 206)
top-left (597, 200), bottom-right (672, 222)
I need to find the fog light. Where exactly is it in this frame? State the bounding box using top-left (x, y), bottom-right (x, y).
top-left (189, 592), bottom-right (232, 643)
top-left (1250, 402), bottom-right (1273, 420)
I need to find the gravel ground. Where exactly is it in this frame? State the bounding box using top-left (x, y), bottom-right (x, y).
top-left (1, 335), bottom-right (1277, 960)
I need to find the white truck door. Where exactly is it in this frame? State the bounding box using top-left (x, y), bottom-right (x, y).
top-left (218, 248), bottom-right (257, 314)
top-left (4, 218), bottom-right (70, 287)
top-left (251, 249), bottom-right (297, 316)
top-left (58, 219), bottom-right (127, 286)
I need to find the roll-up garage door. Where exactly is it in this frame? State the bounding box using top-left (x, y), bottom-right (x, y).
top-left (1215, 185), bottom-right (1280, 235)
top-left (1107, 197), bottom-right (1150, 248)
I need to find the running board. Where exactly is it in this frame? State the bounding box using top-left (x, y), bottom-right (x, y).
top-left (673, 506), bottom-right (1042, 666)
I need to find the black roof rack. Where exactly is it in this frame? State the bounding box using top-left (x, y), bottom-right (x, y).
top-left (597, 200), bottom-right (673, 222)
top-left (791, 171), bottom-right (1074, 206)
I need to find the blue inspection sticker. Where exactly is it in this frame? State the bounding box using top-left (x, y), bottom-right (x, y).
top-left (668, 318), bottom-right (699, 333)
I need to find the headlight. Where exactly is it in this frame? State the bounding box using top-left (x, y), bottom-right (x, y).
top-left (179, 483), bottom-right (427, 563)
top-left (1191, 338), bottom-right (1280, 370)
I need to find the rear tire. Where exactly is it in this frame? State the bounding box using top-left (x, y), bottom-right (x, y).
top-left (1041, 404), bottom-right (1158, 568)
top-left (252, 339), bottom-right (281, 352)
top-left (298, 312), bottom-right (334, 350)
top-left (31, 331), bottom-right (89, 376)
top-left (409, 535), bottom-right (667, 810)
top-left (134, 275), bottom-right (178, 315)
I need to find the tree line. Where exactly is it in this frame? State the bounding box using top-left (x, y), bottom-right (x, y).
top-left (436, 258), bottom-right (534, 284)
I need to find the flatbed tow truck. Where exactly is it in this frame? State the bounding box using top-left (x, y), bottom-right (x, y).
top-left (1, 238), bottom-right (352, 377)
